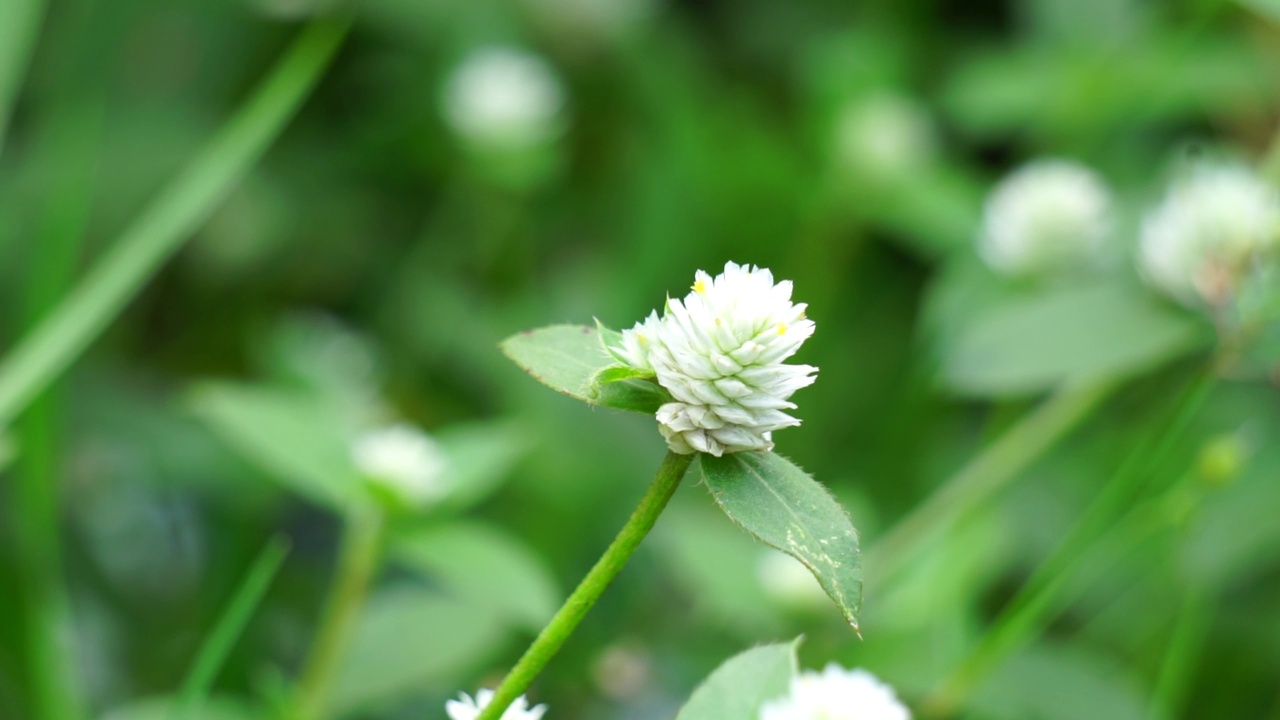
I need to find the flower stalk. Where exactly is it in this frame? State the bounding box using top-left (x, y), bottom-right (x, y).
top-left (292, 509), bottom-right (384, 720)
top-left (475, 451), bottom-right (694, 720)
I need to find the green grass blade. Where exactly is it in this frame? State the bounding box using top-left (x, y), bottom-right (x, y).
top-left (0, 16), bottom-right (350, 431)
top-left (173, 536), bottom-right (292, 720)
top-left (0, 0), bottom-right (47, 154)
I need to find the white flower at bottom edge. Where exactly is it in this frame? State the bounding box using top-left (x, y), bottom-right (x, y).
top-left (760, 665), bottom-right (910, 720)
top-left (351, 423), bottom-right (449, 507)
top-left (1139, 163), bottom-right (1280, 306)
top-left (979, 159), bottom-right (1112, 278)
top-left (445, 689), bottom-right (547, 720)
top-left (608, 261), bottom-right (818, 457)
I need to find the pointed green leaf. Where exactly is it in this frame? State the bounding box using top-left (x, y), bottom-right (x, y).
top-left (187, 382), bottom-right (361, 512)
top-left (500, 324), bottom-right (670, 413)
top-left (698, 452), bottom-right (863, 631)
top-left (675, 640), bottom-right (799, 720)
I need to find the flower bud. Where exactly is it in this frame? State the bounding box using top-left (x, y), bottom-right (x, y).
top-left (979, 159), bottom-right (1113, 278)
top-left (1139, 163), bottom-right (1280, 307)
top-left (443, 47), bottom-right (566, 151)
top-left (352, 424), bottom-right (449, 509)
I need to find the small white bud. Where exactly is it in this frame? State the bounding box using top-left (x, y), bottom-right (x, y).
top-left (445, 689), bottom-right (547, 720)
top-left (757, 549), bottom-right (826, 609)
top-left (834, 93), bottom-right (938, 182)
top-left (979, 159), bottom-right (1113, 277)
top-left (761, 665), bottom-right (910, 720)
top-left (1139, 163), bottom-right (1280, 306)
top-left (444, 47), bottom-right (566, 150)
top-left (351, 424), bottom-right (449, 508)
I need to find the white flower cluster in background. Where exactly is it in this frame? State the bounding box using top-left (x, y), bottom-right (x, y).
top-left (609, 262), bottom-right (817, 456)
top-left (761, 665), bottom-right (910, 720)
top-left (1139, 163), bottom-right (1280, 306)
top-left (446, 689), bottom-right (547, 720)
top-left (351, 423), bottom-right (449, 508)
top-left (979, 159), bottom-right (1113, 278)
top-left (443, 47), bottom-right (566, 150)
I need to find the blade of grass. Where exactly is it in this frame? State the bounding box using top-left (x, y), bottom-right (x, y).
top-left (865, 379), bottom-right (1117, 586)
top-left (1147, 587), bottom-right (1213, 720)
top-left (0, 0), bottom-right (47, 155)
top-left (173, 536), bottom-right (291, 720)
top-left (0, 15), bottom-right (351, 432)
top-left (12, 81), bottom-right (103, 720)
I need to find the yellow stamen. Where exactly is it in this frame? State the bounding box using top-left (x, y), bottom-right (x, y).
top-left (693, 279), bottom-right (707, 294)
top-left (777, 323), bottom-right (787, 335)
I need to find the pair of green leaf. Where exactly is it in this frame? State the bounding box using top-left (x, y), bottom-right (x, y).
top-left (501, 324), bottom-right (863, 631)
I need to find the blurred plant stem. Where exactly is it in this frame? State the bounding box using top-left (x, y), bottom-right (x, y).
top-left (476, 451), bottom-right (694, 720)
top-left (0, 16), bottom-right (350, 432)
top-left (1147, 586), bottom-right (1214, 720)
top-left (292, 511), bottom-right (384, 720)
top-left (921, 369), bottom-right (1216, 717)
top-left (0, 0), bottom-right (46, 156)
top-left (865, 380), bottom-right (1117, 586)
top-left (11, 72), bottom-right (102, 720)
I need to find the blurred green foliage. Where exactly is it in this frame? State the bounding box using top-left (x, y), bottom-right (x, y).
top-left (2, 0), bottom-right (1280, 718)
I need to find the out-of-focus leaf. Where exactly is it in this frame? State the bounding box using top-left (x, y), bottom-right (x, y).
top-left (938, 280), bottom-right (1211, 397)
top-left (674, 640), bottom-right (798, 720)
top-left (653, 502), bottom-right (785, 635)
top-left (433, 421), bottom-right (529, 512)
top-left (101, 696), bottom-right (261, 720)
top-left (1241, 0), bottom-right (1280, 23)
top-left (500, 324), bottom-right (671, 413)
top-left (187, 382), bottom-right (361, 511)
top-left (329, 587), bottom-right (510, 715)
top-left (698, 452), bottom-right (863, 631)
top-left (970, 642), bottom-right (1146, 720)
top-left (393, 520), bottom-right (560, 631)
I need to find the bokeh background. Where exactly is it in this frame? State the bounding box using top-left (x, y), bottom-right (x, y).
top-left (2, 0), bottom-right (1280, 719)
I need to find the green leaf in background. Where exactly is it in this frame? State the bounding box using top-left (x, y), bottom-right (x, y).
top-left (187, 382), bottom-right (361, 512)
top-left (653, 502), bottom-right (785, 636)
top-left (674, 640), bottom-right (798, 720)
top-left (432, 421), bottom-right (529, 513)
top-left (969, 642), bottom-right (1146, 720)
top-left (939, 280), bottom-right (1211, 398)
top-left (329, 588), bottom-right (510, 715)
top-left (500, 324), bottom-right (671, 413)
top-left (393, 520), bottom-right (561, 631)
top-left (101, 697), bottom-right (261, 720)
top-left (698, 452), bottom-right (863, 631)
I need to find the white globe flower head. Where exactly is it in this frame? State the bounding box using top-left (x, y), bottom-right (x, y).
top-left (761, 665), bottom-right (910, 720)
top-left (446, 689), bottom-right (547, 720)
top-left (444, 47), bottom-right (566, 150)
top-left (1139, 163), bottom-right (1280, 306)
top-left (351, 424), bottom-right (449, 508)
top-left (608, 261), bottom-right (817, 457)
top-left (834, 93), bottom-right (938, 182)
top-left (979, 159), bottom-right (1113, 278)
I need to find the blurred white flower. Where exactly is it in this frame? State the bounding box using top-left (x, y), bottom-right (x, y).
top-left (608, 262), bottom-right (817, 456)
top-left (834, 93), bottom-right (938, 182)
top-left (444, 47), bottom-right (566, 150)
top-left (979, 159), bottom-right (1113, 277)
top-left (352, 424), bottom-right (449, 507)
top-left (761, 665), bottom-right (910, 720)
top-left (446, 689), bottom-right (547, 720)
top-left (1139, 163), bottom-right (1280, 306)
top-left (757, 549), bottom-right (826, 609)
